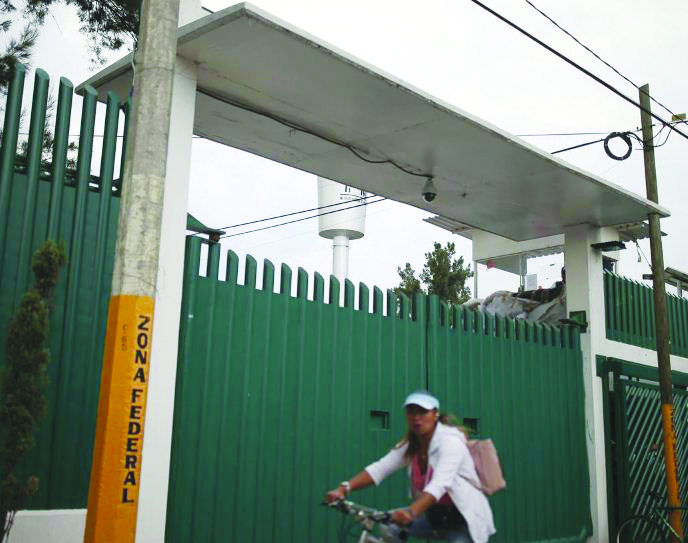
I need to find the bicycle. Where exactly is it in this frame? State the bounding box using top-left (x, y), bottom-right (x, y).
top-left (616, 491), bottom-right (688, 543)
top-left (325, 499), bottom-right (409, 543)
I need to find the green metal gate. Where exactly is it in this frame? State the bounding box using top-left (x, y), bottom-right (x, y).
top-left (599, 357), bottom-right (688, 541)
top-left (166, 237), bottom-right (591, 543)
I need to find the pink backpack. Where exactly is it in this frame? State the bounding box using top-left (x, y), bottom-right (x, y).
top-left (466, 439), bottom-right (507, 495)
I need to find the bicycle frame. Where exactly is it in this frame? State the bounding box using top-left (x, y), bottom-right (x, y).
top-left (650, 505), bottom-right (688, 543)
top-left (616, 493), bottom-right (688, 543)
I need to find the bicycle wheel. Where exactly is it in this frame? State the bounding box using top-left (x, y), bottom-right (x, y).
top-left (617, 516), bottom-right (666, 543)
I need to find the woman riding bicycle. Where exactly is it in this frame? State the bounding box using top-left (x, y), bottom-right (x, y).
top-left (325, 390), bottom-right (495, 543)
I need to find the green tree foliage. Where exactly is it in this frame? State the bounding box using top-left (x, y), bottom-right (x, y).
top-left (0, 240), bottom-right (67, 542)
top-left (395, 242), bottom-right (473, 306)
top-left (25, 0), bottom-right (138, 66)
top-left (394, 262), bottom-right (422, 301)
top-left (0, 0), bottom-right (138, 92)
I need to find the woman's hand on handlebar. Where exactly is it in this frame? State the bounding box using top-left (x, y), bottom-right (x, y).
top-left (324, 487), bottom-right (346, 503)
top-left (391, 509), bottom-right (415, 525)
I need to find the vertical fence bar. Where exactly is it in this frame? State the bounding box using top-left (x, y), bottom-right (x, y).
top-left (13, 69), bottom-right (50, 303)
top-left (278, 263), bottom-right (291, 296)
top-left (639, 283), bottom-right (649, 349)
top-left (344, 279), bottom-right (355, 309)
top-left (262, 259), bottom-right (274, 293)
top-left (225, 250), bottom-right (239, 283)
top-left (604, 273), bottom-right (612, 339)
top-left (77, 90), bottom-right (121, 492)
top-left (47, 85), bottom-right (98, 503)
top-left (680, 299), bottom-right (688, 357)
top-left (313, 272), bottom-right (324, 303)
top-left (614, 275), bottom-right (623, 342)
top-left (372, 286), bottom-right (383, 315)
top-left (634, 280), bottom-right (643, 346)
top-left (46, 77), bottom-right (74, 240)
top-left (296, 268), bottom-right (308, 299)
top-left (329, 276), bottom-right (340, 306)
top-left (358, 283), bottom-right (369, 314)
top-left (115, 97), bottom-right (132, 195)
top-left (0, 63), bottom-right (26, 269)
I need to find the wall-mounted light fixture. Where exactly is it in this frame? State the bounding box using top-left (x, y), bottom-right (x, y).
top-left (591, 240), bottom-right (626, 252)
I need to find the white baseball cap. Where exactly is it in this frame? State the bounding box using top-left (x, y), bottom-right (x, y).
top-left (403, 390), bottom-right (440, 411)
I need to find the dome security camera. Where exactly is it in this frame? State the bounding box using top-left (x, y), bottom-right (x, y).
top-left (422, 178), bottom-right (437, 203)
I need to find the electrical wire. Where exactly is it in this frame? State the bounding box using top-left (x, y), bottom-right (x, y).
top-left (523, 0), bottom-right (687, 127)
top-left (197, 87), bottom-right (433, 181)
top-left (518, 130), bottom-right (620, 137)
top-left (191, 194), bottom-right (374, 236)
top-left (634, 240), bottom-right (653, 271)
top-left (551, 125), bottom-right (674, 156)
top-left (468, 0), bottom-right (688, 142)
top-left (235, 199), bottom-right (395, 253)
top-left (551, 137), bottom-right (606, 155)
top-left (218, 197), bottom-right (386, 240)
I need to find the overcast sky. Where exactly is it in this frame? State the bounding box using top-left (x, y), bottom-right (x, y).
top-left (9, 0), bottom-right (688, 301)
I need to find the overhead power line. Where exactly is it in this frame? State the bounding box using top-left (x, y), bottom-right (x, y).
top-left (523, 0), bottom-right (686, 125)
top-left (192, 194), bottom-right (374, 236)
top-left (468, 0), bottom-right (688, 142)
top-left (518, 130), bottom-right (618, 137)
top-left (551, 122), bottom-right (674, 156)
top-left (551, 137), bottom-right (606, 155)
top-left (219, 197), bottom-right (387, 240)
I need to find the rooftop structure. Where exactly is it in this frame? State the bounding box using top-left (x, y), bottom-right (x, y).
top-left (78, 2), bottom-right (668, 243)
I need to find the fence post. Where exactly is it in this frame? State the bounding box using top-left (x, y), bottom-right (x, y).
top-left (0, 64), bottom-right (25, 271)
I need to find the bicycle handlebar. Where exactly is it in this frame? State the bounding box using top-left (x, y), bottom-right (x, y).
top-left (324, 499), bottom-right (393, 524)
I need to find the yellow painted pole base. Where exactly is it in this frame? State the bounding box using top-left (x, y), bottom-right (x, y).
top-left (661, 403), bottom-right (684, 542)
top-left (84, 295), bottom-right (154, 543)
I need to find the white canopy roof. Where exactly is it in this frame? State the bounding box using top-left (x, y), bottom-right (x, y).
top-left (78, 2), bottom-right (669, 241)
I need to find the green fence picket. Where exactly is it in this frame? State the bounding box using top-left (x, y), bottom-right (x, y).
top-left (46, 77), bottom-right (74, 240)
top-left (604, 272), bottom-right (688, 356)
top-left (0, 63), bottom-right (26, 269)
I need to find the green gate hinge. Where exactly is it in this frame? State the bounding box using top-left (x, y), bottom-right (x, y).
top-left (560, 310), bottom-right (588, 333)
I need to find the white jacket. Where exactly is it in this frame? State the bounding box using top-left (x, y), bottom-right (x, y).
top-left (365, 422), bottom-right (496, 543)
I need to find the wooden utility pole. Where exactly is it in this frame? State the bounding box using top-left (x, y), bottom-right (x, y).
top-left (639, 83), bottom-right (683, 541)
top-left (84, 0), bottom-right (182, 541)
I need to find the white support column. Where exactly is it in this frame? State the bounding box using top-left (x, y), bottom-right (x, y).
top-left (332, 235), bottom-right (350, 284)
top-left (134, 55), bottom-right (197, 543)
top-left (473, 260), bottom-right (478, 299)
top-left (564, 224), bottom-right (620, 543)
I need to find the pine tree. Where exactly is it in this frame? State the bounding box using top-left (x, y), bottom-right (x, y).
top-left (395, 242), bottom-right (473, 306)
top-left (0, 241), bottom-right (67, 542)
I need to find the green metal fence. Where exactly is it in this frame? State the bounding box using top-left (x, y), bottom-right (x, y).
top-left (0, 64), bottom-right (125, 508)
top-left (604, 271), bottom-right (688, 357)
top-left (598, 357), bottom-right (688, 542)
top-left (427, 301), bottom-right (590, 543)
top-left (167, 237), bottom-right (591, 543)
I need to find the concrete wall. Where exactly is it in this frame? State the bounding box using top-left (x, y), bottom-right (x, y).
top-left (7, 510), bottom-right (85, 543)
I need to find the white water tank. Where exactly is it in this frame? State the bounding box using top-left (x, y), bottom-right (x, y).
top-left (317, 177), bottom-right (367, 284)
top-left (317, 177), bottom-right (366, 240)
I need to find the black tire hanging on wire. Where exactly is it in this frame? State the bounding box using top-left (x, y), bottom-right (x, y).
top-left (604, 131), bottom-right (633, 161)
top-left (616, 515), bottom-right (667, 543)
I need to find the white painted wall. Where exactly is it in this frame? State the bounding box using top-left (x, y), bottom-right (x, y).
top-left (564, 224), bottom-right (618, 543)
top-left (134, 55), bottom-right (198, 543)
top-left (7, 510), bottom-right (85, 543)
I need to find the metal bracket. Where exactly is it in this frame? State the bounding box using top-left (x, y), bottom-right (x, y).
top-left (560, 310), bottom-right (588, 333)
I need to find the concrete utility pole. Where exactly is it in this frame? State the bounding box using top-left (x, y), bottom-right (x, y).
top-left (639, 83), bottom-right (683, 541)
top-left (84, 0), bottom-right (181, 541)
